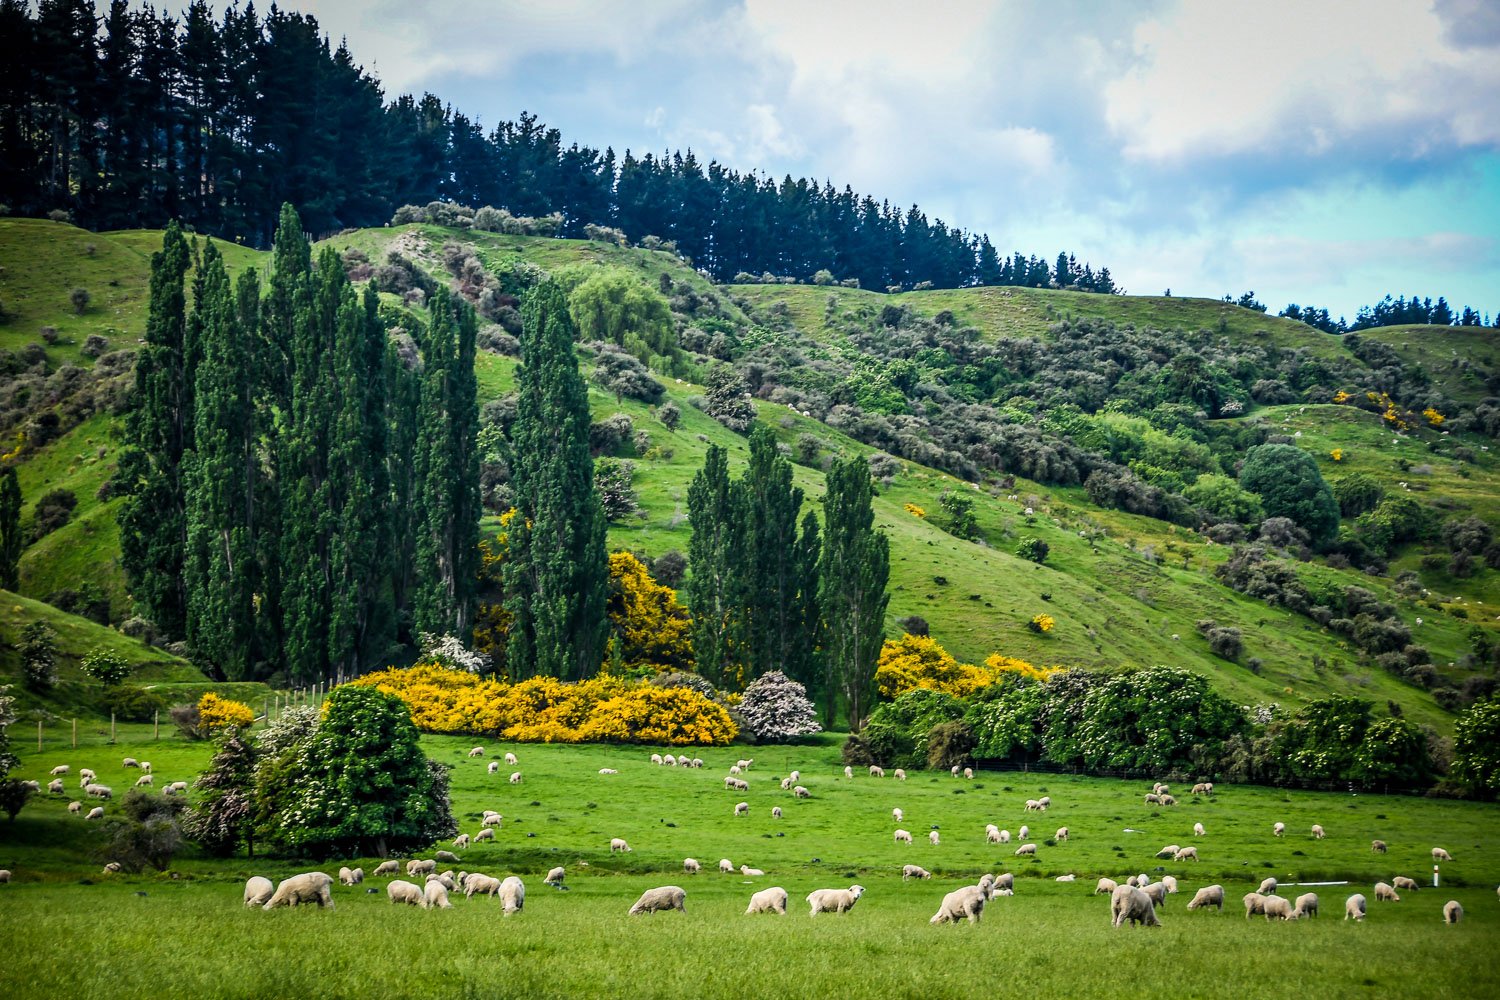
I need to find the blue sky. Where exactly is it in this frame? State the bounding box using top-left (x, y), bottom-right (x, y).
top-left (287, 0), bottom-right (1499, 320)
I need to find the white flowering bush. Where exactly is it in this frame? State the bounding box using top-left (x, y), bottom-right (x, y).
top-left (738, 671), bottom-right (821, 744)
top-left (419, 632), bottom-right (492, 674)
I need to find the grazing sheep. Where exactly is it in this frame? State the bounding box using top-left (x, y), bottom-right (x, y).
top-left (20, 780), bottom-right (40, 792)
top-left (49, 765), bottom-right (70, 776)
top-left (1444, 900), bottom-right (1463, 924)
top-left (1372, 840), bottom-right (1387, 854)
top-left (894, 769), bottom-right (906, 781)
top-left (1025, 799), bottom-right (1043, 812)
top-left (1258, 877), bottom-right (1278, 896)
top-left (465, 874), bottom-right (501, 898)
top-left (1159, 794), bottom-right (1177, 806)
top-left (651, 754), bottom-right (663, 765)
top-left (1161, 875), bottom-right (1178, 894)
top-left (894, 829), bottom-right (913, 844)
top-left (610, 838), bottom-right (631, 853)
top-left (1243, 893), bottom-right (1267, 918)
top-left (338, 867), bottom-right (361, 886)
top-left (500, 876), bottom-right (524, 915)
top-left (1193, 823), bottom-right (1206, 837)
top-left (373, 861), bottom-right (399, 877)
top-left (869, 765), bottom-right (885, 778)
top-left (719, 859), bottom-right (734, 873)
top-left (1273, 822), bottom-right (1286, 837)
top-left (453, 834), bottom-right (470, 849)
top-left (1311, 824), bottom-right (1325, 840)
top-left (629, 886), bottom-right (687, 915)
top-left (263, 872), bottom-right (335, 910)
top-left (789, 770), bottom-right (800, 783)
top-left (807, 885), bottom-right (865, 916)
top-left (421, 880), bottom-right (453, 910)
top-left (122, 758), bottom-right (138, 769)
top-left (244, 876), bottom-right (275, 907)
top-left (1019, 825), bottom-right (1029, 840)
top-left (1111, 885), bottom-right (1160, 927)
top-left (406, 859), bottom-right (436, 878)
top-left (737, 759), bottom-right (754, 771)
top-left (999, 829), bottom-right (1011, 844)
top-left (741, 865), bottom-right (765, 877)
top-left (931, 884), bottom-right (987, 925)
top-left (102, 862), bottom-right (121, 874)
top-left (488, 761), bottom-right (500, 774)
top-left (1393, 876), bottom-right (1419, 893)
top-left (1095, 878), bottom-right (1119, 896)
top-left (1056, 875), bottom-right (1076, 883)
top-left (505, 752), bottom-right (518, 766)
top-left (474, 828), bottom-right (496, 843)
top-left (734, 802), bottom-right (749, 817)
top-left (85, 783), bottom-right (112, 799)
top-left (543, 866), bottom-right (564, 886)
top-left (903, 865), bottom-right (931, 881)
top-left (746, 886), bottom-right (788, 915)
top-left (1187, 885), bottom-right (1224, 912)
top-left (780, 777), bottom-right (792, 790)
top-left (85, 807), bottom-right (104, 821)
top-left (1374, 882), bottom-right (1400, 902)
top-left (928, 830), bottom-right (941, 846)
top-left (772, 806), bottom-right (783, 819)
top-left (482, 813), bottom-right (502, 828)
top-left (79, 769), bottom-right (96, 784)
top-left (1173, 847), bottom-right (1199, 862)
top-left (47, 779), bottom-right (64, 795)
top-left (1039, 796), bottom-right (1051, 809)
top-left (1345, 893), bottom-right (1367, 920)
top-left (166, 781), bottom-right (188, 795)
top-left (951, 765), bottom-right (961, 777)
top-left (1, 869), bottom-right (13, 883)
top-left (598, 768), bottom-right (618, 775)
top-left (468, 747), bottom-right (484, 757)
top-left (434, 850), bottom-right (460, 864)
top-left (1432, 847), bottom-right (1452, 862)
top-left (684, 858), bottom-right (701, 874)
top-left (1144, 793), bottom-right (1161, 805)
top-left (844, 766), bottom-right (853, 779)
top-left (67, 801), bottom-right (81, 815)
top-left (793, 786), bottom-right (810, 799)
top-left (1293, 892), bottom-right (1319, 918)
top-left (1055, 827), bottom-right (1069, 841)
top-left (895, 808), bottom-right (905, 823)
top-left (724, 777), bottom-right (748, 791)
top-left (1142, 881), bottom-right (1168, 908)
top-left (729, 765), bottom-right (742, 775)
top-left (691, 758), bottom-right (704, 768)
top-left (1156, 844), bottom-right (1180, 859)
top-left (388, 880), bottom-right (423, 906)
top-left (1152, 782), bottom-right (1167, 795)
top-left (986, 825), bottom-right (1001, 844)
top-left (1263, 895), bottom-right (1296, 921)
top-left (509, 772), bottom-right (522, 784)
top-left (1015, 844), bottom-right (1037, 856)
top-left (963, 768), bottom-right (974, 780)
top-left (1190, 782), bottom-right (1211, 795)
top-left (664, 755), bottom-right (678, 767)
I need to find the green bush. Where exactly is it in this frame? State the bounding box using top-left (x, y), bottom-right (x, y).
top-left (96, 686), bottom-right (168, 723)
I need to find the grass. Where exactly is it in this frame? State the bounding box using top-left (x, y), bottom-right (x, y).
top-left (3, 732), bottom-right (1498, 998)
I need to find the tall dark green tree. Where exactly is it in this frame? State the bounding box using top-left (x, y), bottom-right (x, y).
top-left (819, 455), bottom-right (889, 730)
top-left (0, 465), bottom-right (21, 590)
top-left (119, 221), bottom-right (195, 637)
top-left (686, 444), bottom-right (743, 688)
top-left (1239, 443), bottom-right (1340, 545)
top-left (386, 342), bottom-right (422, 626)
top-left (503, 279), bottom-right (608, 680)
top-left (413, 286), bottom-right (482, 640)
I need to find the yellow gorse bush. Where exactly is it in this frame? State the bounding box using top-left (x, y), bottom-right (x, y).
top-left (876, 634), bottom-right (1068, 700)
top-left (197, 692), bottom-right (255, 732)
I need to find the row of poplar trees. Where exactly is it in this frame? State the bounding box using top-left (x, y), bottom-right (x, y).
top-left (117, 205), bottom-right (480, 683)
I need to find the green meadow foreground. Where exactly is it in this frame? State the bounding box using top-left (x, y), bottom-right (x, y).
top-left (3, 733), bottom-right (1498, 998)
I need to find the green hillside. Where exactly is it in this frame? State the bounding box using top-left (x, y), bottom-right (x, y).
top-left (2, 219), bottom-right (1496, 735)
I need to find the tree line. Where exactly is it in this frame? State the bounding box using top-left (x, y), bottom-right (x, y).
top-left (0, 0), bottom-right (1112, 293)
top-left (1279, 295), bottom-right (1498, 334)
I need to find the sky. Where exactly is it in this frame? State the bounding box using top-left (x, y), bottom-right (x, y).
top-left (281, 0), bottom-right (1498, 320)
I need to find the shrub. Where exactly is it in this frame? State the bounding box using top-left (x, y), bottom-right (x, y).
top-left (197, 693), bottom-right (254, 734)
top-left (69, 287), bottom-right (90, 314)
top-left (1027, 614), bottom-right (1055, 634)
top-left (926, 719), bottom-right (975, 770)
top-left (737, 671), bottom-right (821, 743)
top-left (81, 648), bottom-right (131, 687)
top-left (170, 702), bottom-right (202, 739)
top-left (1016, 536), bottom-right (1049, 564)
top-left (0, 779), bottom-right (31, 821)
top-left (658, 401), bottom-right (681, 431)
top-left (876, 634), bottom-right (990, 700)
top-left (1239, 444), bottom-right (1339, 544)
top-left (28, 488), bottom-right (76, 541)
top-left (101, 790), bottom-right (185, 871)
top-left (595, 458), bottom-right (640, 521)
top-left (81, 333), bottom-right (108, 358)
top-left (96, 685), bottom-right (167, 723)
top-left (19, 621), bottom-right (57, 692)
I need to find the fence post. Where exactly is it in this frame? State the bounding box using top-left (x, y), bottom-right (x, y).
top-left (37, 719), bottom-right (42, 751)
top-left (72, 718), bottom-right (77, 749)
top-left (154, 709), bottom-right (159, 741)
top-left (263, 696), bottom-right (269, 722)
top-left (110, 712), bottom-right (116, 744)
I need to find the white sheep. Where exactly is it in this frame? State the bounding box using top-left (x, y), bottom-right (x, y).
top-left (122, 757), bottom-right (138, 769)
top-left (509, 771), bottom-right (522, 784)
top-left (807, 885), bottom-right (864, 916)
top-left (465, 874), bottom-right (501, 898)
top-left (1311, 824), bottom-right (1325, 840)
top-left (1111, 885), bottom-right (1160, 927)
top-left (844, 766), bottom-right (853, 779)
top-left (930, 884), bottom-right (987, 924)
top-left (741, 865), bottom-right (765, 877)
top-left (1144, 793), bottom-right (1161, 805)
top-left (387, 880), bottom-right (423, 906)
top-left (1156, 844), bottom-right (1181, 859)
top-left (482, 812), bottom-right (503, 827)
top-left (453, 834), bottom-right (470, 849)
top-left (691, 758), bottom-right (704, 768)
top-left (1273, 822), bottom-right (1286, 837)
top-left (729, 765), bottom-right (742, 775)
top-left (139, 761), bottom-right (150, 774)
top-left (103, 862), bottom-right (121, 874)
top-left (47, 779), bottom-right (64, 795)
top-left (500, 876), bottom-right (524, 915)
top-left (263, 872), bottom-right (335, 910)
top-left (1432, 847), bottom-right (1452, 861)
top-left (993, 872), bottom-right (1015, 893)
top-left (1193, 822), bottom-right (1205, 837)
top-left (787, 770), bottom-right (800, 783)
top-left (67, 800), bottom-right (81, 815)
top-left (869, 765), bottom-right (885, 778)
top-left (999, 829), bottom-right (1011, 844)
top-left (406, 859), bottom-right (436, 878)
top-left (1095, 877), bottom-right (1118, 896)
top-left (1262, 895), bottom-right (1296, 921)
top-left (434, 850), bottom-right (460, 864)
top-left (1186, 885), bottom-right (1224, 912)
top-left (1444, 900), bottom-right (1463, 924)
top-left (1141, 881), bottom-right (1168, 908)
top-left (598, 768), bottom-right (618, 775)
top-left (1056, 875), bottom-right (1076, 883)
top-left (793, 785), bottom-right (810, 799)
top-left (950, 765), bottom-right (960, 777)
top-left (1015, 843), bottom-right (1037, 856)
top-left (629, 885), bottom-right (686, 915)
top-left (1345, 894), bottom-right (1367, 920)
top-left (718, 858), bottom-right (734, 873)
top-left (986, 824), bottom-right (1001, 844)
top-left (737, 759), bottom-right (753, 771)
top-left (475, 828), bottom-right (496, 843)
top-left (19, 780), bottom-right (39, 793)
top-left (894, 769), bottom-right (906, 781)
top-left (780, 777), bottom-right (792, 790)
top-left (1243, 892), bottom-right (1267, 918)
top-left (651, 754), bottom-right (663, 765)
top-left (468, 747), bottom-right (484, 757)
top-left (1159, 794), bottom-right (1177, 807)
top-left (372, 860), bottom-right (400, 877)
top-left (1039, 796), bottom-right (1051, 809)
top-left (488, 761), bottom-right (500, 775)
top-left (244, 876), bottom-right (275, 907)
top-left (1024, 799), bottom-right (1043, 812)
top-left (1018, 824), bottom-right (1030, 840)
top-left (767, 806), bottom-right (780, 820)
top-left (725, 777), bottom-right (748, 791)
top-left (903, 865), bottom-right (931, 881)
top-left (610, 838), bottom-right (631, 853)
top-left (338, 867), bottom-right (362, 886)
top-left (1258, 877), bottom-right (1278, 896)
top-left (0, 869), bottom-right (9, 883)
top-left (85, 783), bottom-right (112, 799)
top-left (1173, 847), bottom-right (1198, 862)
top-left (1190, 782), bottom-right (1211, 795)
top-left (1161, 875), bottom-right (1178, 894)
top-left (78, 769), bottom-right (96, 785)
top-left (664, 755), bottom-right (678, 767)
top-left (421, 880), bottom-right (453, 909)
top-left (746, 886), bottom-right (788, 915)
top-left (134, 774), bottom-right (154, 787)
top-left (1374, 881), bottom-right (1400, 902)
top-left (537, 866), bottom-right (562, 887)
top-left (929, 830), bottom-right (940, 846)
top-left (85, 806), bottom-right (104, 820)
top-left (166, 781), bottom-right (188, 795)
top-left (1372, 839), bottom-right (1387, 853)
top-left (505, 752), bottom-right (518, 766)
top-left (1393, 876), bottom-right (1419, 893)
top-left (683, 858), bottom-right (701, 874)
top-left (894, 829), bottom-right (913, 844)
top-left (963, 768), bottom-right (974, 780)
top-left (1293, 892), bottom-right (1319, 918)
top-left (734, 801), bottom-right (749, 817)
top-left (49, 765), bottom-right (70, 776)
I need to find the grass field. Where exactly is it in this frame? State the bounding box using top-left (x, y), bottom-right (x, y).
top-left (2, 730), bottom-right (1497, 998)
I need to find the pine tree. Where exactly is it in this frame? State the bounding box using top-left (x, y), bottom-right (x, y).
top-left (0, 465), bottom-right (21, 590)
top-left (119, 221), bottom-right (194, 637)
top-left (503, 279), bottom-right (608, 679)
top-left (686, 444), bottom-right (743, 688)
top-left (819, 455), bottom-right (889, 730)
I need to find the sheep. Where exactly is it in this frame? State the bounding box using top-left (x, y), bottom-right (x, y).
top-left (388, 880), bottom-right (423, 906)
top-left (1152, 782), bottom-right (1167, 795)
top-left (598, 768), bottom-right (618, 775)
top-left (869, 765), bottom-right (885, 778)
top-left (1159, 794), bottom-right (1177, 807)
top-left (122, 757), bottom-right (138, 769)
top-left (737, 759), bottom-right (754, 771)
top-left (772, 806), bottom-right (783, 819)
top-left (488, 761), bottom-right (500, 775)
top-left (263, 872), bottom-right (335, 910)
top-left (102, 862), bottom-right (122, 874)
top-left (1193, 822), bottom-right (1205, 837)
top-left (1015, 843), bottom-right (1037, 856)
top-left (47, 778), bottom-right (64, 795)
top-left (986, 825), bottom-right (1001, 844)
top-left (433, 871), bottom-right (456, 888)
top-left (610, 838), bottom-right (631, 853)
top-left (1393, 876), bottom-right (1419, 893)
top-left (20, 780), bottom-right (40, 792)
top-left (1144, 793), bottom-right (1161, 805)
top-left (1095, 877), bottom-right (1119, 896)
top-left (434, 850), bottom-right (461, 864)
top-left (741, 865), bottom-right (765, 877)
top-left (719, 858), bottom-right (734, 873)
top-left (85, 783), bottom-right (112, 799)
top-left (482, 812), bottom-right (503, 827)
top-left (338, 867), bottom-right (363, 886)
top-left (1039, 796), bottom-right (1051, 809)
top-left (406, 859), bottom-right (436, 878)
top-left (807, 885), bottom-right (864, 916)
top-left (474, 828), bottom-right (497, 843)
top-left (468, 747), bottom-right (484, 757)
top-left (1019, 825), bottom-right (1030, 840)
top-left (1156, 844), bottom-right (1181, 859)
top-left (78, 769), bottom-right (96, 786)
top-left (793, 785), bottom-right (810, 799)
top-left (931, 884), bottom-right (987, 925)
top-left (1273, 822), bottom-right (1286, 837)
top-left (421, 880), bottom-right (453, 910)
top-left (999, 829), bottom-right (1011, 844)
top-left (729, 765), bottom-right (742, 775)
top-left (1444, 900), bottom-right (1463, 924)
top-left (894, 769), bottom-right (906, 781)
top-left (1311, 823), bottom-right (1325, 839)
top-left (1263, 895), bottom-right (1297, 921)
top-left (1141, 881), bottom-right (1168, 909)
top-left (543, 866), bottom-right (565, 886)
top-left (49, 765), bottom-right (70, 776)
top-left (629, 885), bottom-right (687, 915)
top-left (505, 752), bottom-right (518, 766)
top-left (166, 781), bottom-right (188, 795)
top-left (1432, 847), bottom-right (1452, 862)
top-left (509, 771), bottom-right (522, 784)
top-left (372, 861), bottom-right (400, 877)
top-left (734, 801), bottom-right (749, 817)
top-left (691, 758), bottom-right (704, 768)
top-left (895, 808), bottom-right (906, 823)
top-left (499, 876), bottom-right (525, 915)
top-left (746, 886), bottom-right (788, 915)
top-left (951, 765), bottom-right (961, 777)
top-left (1024, 799), bottom-right (1043, 812)
top-left (844, 766), bottom-right (853, 779)
top-left (993, 872), bottom-right (1015, 893)
top-left (963, 768), bottom-right (974, 780)
top-left (1190, 782), bottom-right (1211, 795)
top-left (664, 755), bottom-right (678, 767)
top-left (1374, 882), bottom-right (1400, 902)
top-left (85, 806), bottom-right (104, 820)
top-left (724, 777), bottom-right (748, 791)
top-left (780, 777), bottom-right (792, 790)
top-left (1111, 885), bottom-right (1160, 927)
top-left (683, 858), bottom-right (701, 875)
top-left (903, 865), bottom-right (932, 881)
top-left (1258, 877), bottom-right (1278, 896)
top-left (929, 830), bottom-right (940, 846)
top-left (244, 876), bottom-right (275, 907)
top-left (1243, 893), bottom-right (1267, 918)
top-left (1173, 847), bottom-right (1199, 862)
top-left (0, 869), bottom-right (9, 883)
top-left (1187, 885), bottom-right (1224, 912)
top-left (651, 754), bottom-right (663, 765)
top-left (67, 800), bottom-right (81, 815)
top-left (1372, 840), bottom-right (1387, 853)
top-left (1293, 892), bottom-right (1319, 918)
top-left (894, 829), bottom-right (913, 844)
top-left (1345, 894), bottom-right (1367, 920)
top-left (465, 874), bottom-right (501, 898)
top-left (453, 834), bottom-right (470, 850)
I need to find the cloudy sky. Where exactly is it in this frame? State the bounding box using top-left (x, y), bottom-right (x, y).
top-left (288, 0), bottom-right (1497, 320)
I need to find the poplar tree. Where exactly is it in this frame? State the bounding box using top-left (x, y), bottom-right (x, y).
top-left (819, 455), bottom-right (889, 730)
top-left (387, 342), bottom-right (422, 621)
top-left (503, 278), bottom-right (607, 679)
top-left (0, 466), bottom-right (20, 590)
top-left (119, 221), bottom-right (194, 637)
top-left (686, 444), bottom-right (743, 688)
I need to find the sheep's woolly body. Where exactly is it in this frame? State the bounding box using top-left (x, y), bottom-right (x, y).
top-left (629, 886), bottom-right (687, 915)
top-left (745, 886), bottom-right (789, 915)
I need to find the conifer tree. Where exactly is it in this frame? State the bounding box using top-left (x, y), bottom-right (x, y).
top-left (0, 465), bottom-right (20, 590)
top-left (503, 278), bottom-right (607, 679)
top-left (686, 443), bottom-right (743, 688)
top-left (819, 455), bottom-right (889, 730)
top-left (387, 342), bottom-right (422, 623)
